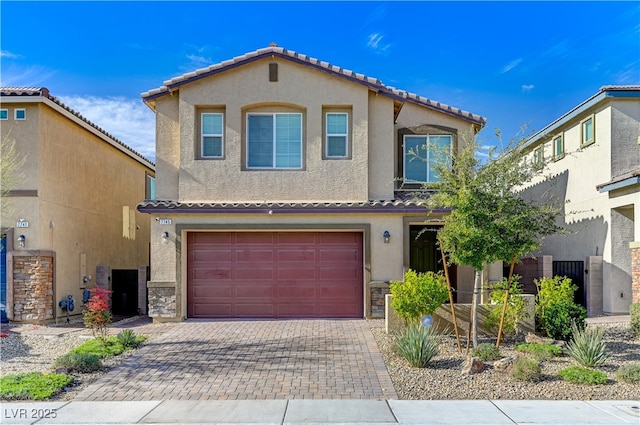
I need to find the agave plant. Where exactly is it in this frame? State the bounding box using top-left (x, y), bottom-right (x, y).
top-left (394, 324), bottom-right (441, 368)
top-left (566, 322), bottom-right (609, 368)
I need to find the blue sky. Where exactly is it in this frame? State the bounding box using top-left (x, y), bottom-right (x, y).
top-left (1, 1), bottom-right (638, 161)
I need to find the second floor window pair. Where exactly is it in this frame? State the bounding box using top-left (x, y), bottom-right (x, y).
top-left (403, 135), bottom-right (452, 183)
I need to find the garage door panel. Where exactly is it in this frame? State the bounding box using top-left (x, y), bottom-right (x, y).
top-left (187, 231), bottom-right (363, 318)
top-left (277, 267), bottom-right (317, 280)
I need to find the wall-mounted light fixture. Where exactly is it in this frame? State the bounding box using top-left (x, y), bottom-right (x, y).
top-left (17, 234), bottom-right (26, 248)
top-left (161, 231), bottom-right (170, 244)
top-left (383, 230), bottom-right (391, 244)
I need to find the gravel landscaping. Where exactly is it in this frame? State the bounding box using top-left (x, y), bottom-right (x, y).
top-left (372, 321), bottom-right (640, 400)
top-left (1, 318), bottom-right (638, 401)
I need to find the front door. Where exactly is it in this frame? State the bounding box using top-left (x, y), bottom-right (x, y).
top-left (409, 225), bottom-right (456, 302)
top-left (1, 235), bottom-right (7, 323)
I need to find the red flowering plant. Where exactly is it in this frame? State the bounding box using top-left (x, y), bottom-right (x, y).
top-left (83, 288), bottom-right (112, 339)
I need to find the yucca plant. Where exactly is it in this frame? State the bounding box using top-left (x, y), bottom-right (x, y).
top-left (566, 322), bottom-right (609, 368)
top-left (394, 324), bottom-right (441, 368)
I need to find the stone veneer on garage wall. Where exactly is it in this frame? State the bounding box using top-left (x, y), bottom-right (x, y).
top-left (11, 253), bottom-right (54, 322)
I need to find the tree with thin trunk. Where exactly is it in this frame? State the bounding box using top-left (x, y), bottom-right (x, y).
top-left (421, 131), bottom-right (562, 348)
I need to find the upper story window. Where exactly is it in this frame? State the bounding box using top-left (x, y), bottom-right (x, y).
top-left (403, 134), bottom-right (452, 183)
top-left (552, 134), bottom-right (564, 160)
top-left (0, 109), bottom-right (7, 120)
top-left (247, 113), bottom-right (302, 169)
top-left (533, 145), bottom-right (544, 169)
top-left (325, 112), bottom-right (349, 158)
top-left (15, 109), bottom-right (26, 120)
top-left (581, 115), bottom-right (595, 147)
top-left (145, 174), bottom-right (156, 200)
top-left (201, 112), bottom-right (224, 158)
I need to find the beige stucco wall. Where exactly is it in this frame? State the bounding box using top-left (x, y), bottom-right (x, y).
top-left (1, 99), bottom-right (154, 320)
top-left (522, 98), bottom-right (640, 314)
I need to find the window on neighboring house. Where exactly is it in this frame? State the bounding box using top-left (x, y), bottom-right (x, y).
top-left (145, 174), bottom-right (156, 200)
top-left (533, 146), bottom-right (544, 169)
top-left (247, 113), bottom-right (302, 169)
top-left (581, 115), bottom-right (594, 147)
top-left (0, 109), bottom-right (7, 120)
top-left (15, 109), bottom-right (26, 120)
top-left (201, 112), bottom-right (224, 158)
top-left (325, 112), bottom-right (349, 158)
top-left (403, 135), bottom-right (452, 183)
top-left (553, 134), bottom-right (564, 160)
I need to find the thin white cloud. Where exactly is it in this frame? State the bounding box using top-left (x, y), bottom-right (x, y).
top-left (521, 84), bottom-right (535, 93)
top-left (180, 44), bottom-right (220, 72)
top-left (0, 64), bottom-right (55, 87)
top-left (501, 59), bottom-right (522, 74)
top-left (59, 95), bottom-right (156, 162)
top-left (0, 50), bottom-right (22, 59)
top-left (367, 33), bottom-right (391, 55)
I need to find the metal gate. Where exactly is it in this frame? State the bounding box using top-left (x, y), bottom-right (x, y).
top-left (552, 261), bottom-right (585, 307)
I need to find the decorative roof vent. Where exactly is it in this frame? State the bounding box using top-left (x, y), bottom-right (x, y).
top-left (269, 42), bottom-right (278, 47)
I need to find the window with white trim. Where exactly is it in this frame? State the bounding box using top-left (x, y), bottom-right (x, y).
top-left (0, 109), bottom-right (7, 120)
top-left (403, 135), bottom-right (451, 183)
top-left (15, 109), bottom-right (26, 120)
top-left (247, 113), bottom-right (302, 169)
top-left (581, 115), bottom-right (594, 147)
top-left (533, 146), bottom-right (544, 169)
top-left (201, 112), bottom-right (224, 158)
top-left (325, 112), bottom-right (348, 158)
top-left (552, 134), bottom-right (564, 160)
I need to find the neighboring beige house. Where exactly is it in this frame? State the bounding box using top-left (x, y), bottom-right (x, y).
top-left (519, 86), bottom-right (640, 316)
top-left (0, 87), bottom-right (155, 323)
top-left (138, 45), bottom-right (486, 321)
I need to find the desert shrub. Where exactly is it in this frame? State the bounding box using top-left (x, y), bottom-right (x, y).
top-left (511, 358), bottom-right (541, 382)
top-left (83, 288), bottom-right (112, 339)
top-left (394, 324), bottom-right (441, 368)
top-left (471, 343), bottom-right (501, 361)
top-left (535, 275), bottom-right (577, 320)
top-left (541, 301), bottom-right (586, 341)
top-left (515, 342), bottom-right (563, 361)
top-left (0, 372), bottom-right (74, 400)
top-left (483, 276), bottom-right (526, 337)
top-left (390, 269), bottom-right (449, 325)
top-left (117, 329), bottom-right (145, 349)
top-left (558, 366), bottom-right (608, 385)
top-left (615, 363), bottom-right (640, 384)
top-left (630, 303), bottom-right (640, 338)
top-left (566, 323), bottom-right (609, 368)
top-left (54, 353), bottom-right (102, 373)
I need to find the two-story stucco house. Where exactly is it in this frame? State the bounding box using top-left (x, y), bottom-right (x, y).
top-left (520, 86), bottom-right (640, 316)
top-left (0, 87), bottom-right (155, 323)
top-left (138, 45), bottom-right (486, 321)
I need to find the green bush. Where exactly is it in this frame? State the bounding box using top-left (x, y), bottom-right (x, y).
top-left (390, 269), bottom-right (449, 325)
top-left (515, 342), bottom-right (563, 361)
top-left (535, 276), bottom-right (578, 321)
top-left (70, 336), bottom-right (125, 359)
top-left (558, 366), bottom-right (608, 385)
top-left (510, 358), bottom-right (541, 382)
top-left (615, 363), bottom-right (640, 384)
top-left (117, 329), bottom-right (145, 349)
top-left (471, 343), bottom-right (501, 361)
top-left (394, 324), bottom-right (441, 368)
top-left (630, 303), bottom-right (640, 338)
top-left (566, 323), bottom-right (609, 368)
top-left (542, 301), bottom-right (586, 341)
top-left (0, 373), bottom-right (75, 400)
top-left (483, 277), bottom-right (527, 337)
top-left (54, 353), bottom-right (103, 373)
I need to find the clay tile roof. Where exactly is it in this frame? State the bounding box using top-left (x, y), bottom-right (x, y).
top-left (1, 87), bottom-right (154, 167)
top-left (141, 45), bottom-right (486, 127)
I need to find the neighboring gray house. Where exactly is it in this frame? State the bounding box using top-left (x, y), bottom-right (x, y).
top-left (520, 86), bottom-right (640, 316)
top-left (137, 45), bottom-right (487, 321)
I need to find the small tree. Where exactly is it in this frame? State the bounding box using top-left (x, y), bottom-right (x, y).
top-left (423, 130), bottom-right (563, 347)
top-left (390, 269), bottom-right (449, 326)
top-left (83, 288), bottom-right (112, 339)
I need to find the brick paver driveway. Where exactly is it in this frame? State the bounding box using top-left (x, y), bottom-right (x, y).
top-left (75, 319), bottom-right (397, 401)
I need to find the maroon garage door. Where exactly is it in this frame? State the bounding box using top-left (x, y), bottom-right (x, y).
top-left (187, 232), bottom-right (364, 318)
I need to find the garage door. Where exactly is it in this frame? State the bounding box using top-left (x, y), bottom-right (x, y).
top-left (187, 232), bottom-right (364, 318)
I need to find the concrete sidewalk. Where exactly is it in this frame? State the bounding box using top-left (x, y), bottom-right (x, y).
top-left (1, 399), bottom-right (638, 424)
